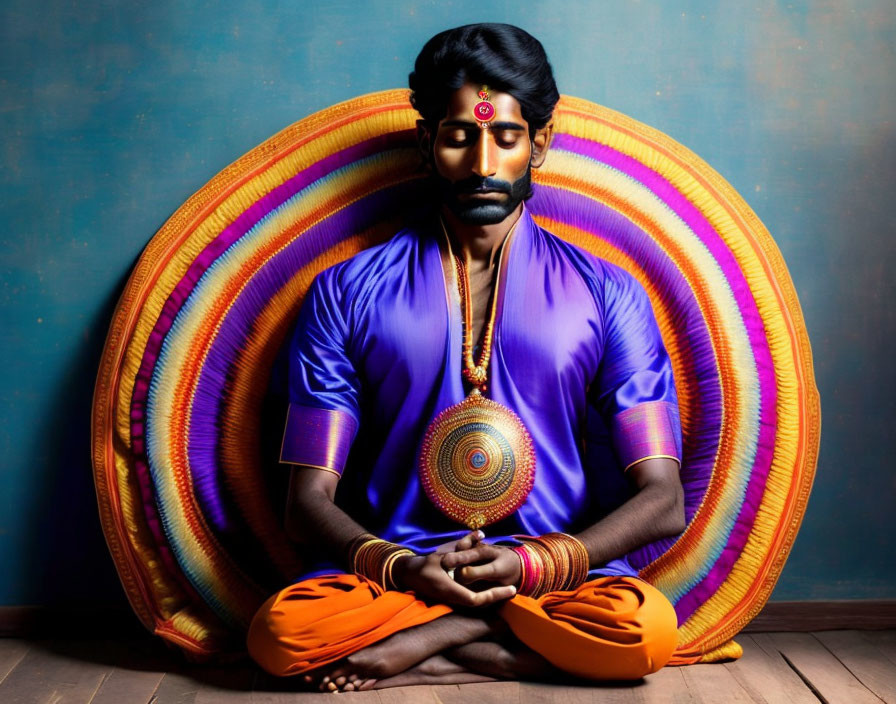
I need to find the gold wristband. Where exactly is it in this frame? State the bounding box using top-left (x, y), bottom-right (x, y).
top-left (513, 533), bottom-right (590, 597)
top-left (347, 533), bottom-right (414, 590)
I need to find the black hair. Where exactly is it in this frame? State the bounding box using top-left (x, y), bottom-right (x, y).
top-left (409, 23), bottom-right (559, 134)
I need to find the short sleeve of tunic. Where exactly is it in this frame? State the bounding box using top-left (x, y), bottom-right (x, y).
top-left (594, 265), bottom-right (683, 472)
top-left (279, 268), bottom-right (361, 477)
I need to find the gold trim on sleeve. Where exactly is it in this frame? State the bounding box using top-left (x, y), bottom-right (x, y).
top-left (623, 454), bottom-right (682, 473)
top-left (279, 460), bottom-right (342, 479)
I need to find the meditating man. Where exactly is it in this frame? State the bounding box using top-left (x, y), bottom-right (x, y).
top-left (248, 23), bottom-right (685, 691)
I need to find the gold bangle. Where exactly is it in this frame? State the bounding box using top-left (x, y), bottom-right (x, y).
top-left (347, 534), bottom-right (415, 590)
top-left (514, 533), bottom-right (590, 596)
top-left (384, 549), bottom-right (413, 591)
top-left (544, 532), bottom-right (589, 590)
top-left (346, 533), bottom-right (377, 572)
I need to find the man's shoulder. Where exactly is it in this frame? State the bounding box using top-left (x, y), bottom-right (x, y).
top-left (311, 221), bottom-right (430, 297)
top-left (533, 220), bottom-right (633, 289)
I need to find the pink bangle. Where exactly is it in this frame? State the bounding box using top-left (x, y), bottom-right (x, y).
top-left (512, 544), bottom-right (542, 596)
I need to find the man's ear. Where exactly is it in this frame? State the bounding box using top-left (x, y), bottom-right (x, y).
top-left (530, 121), bottom-right (554, 169)
top-left (416, 120), bottom-right (432, 168)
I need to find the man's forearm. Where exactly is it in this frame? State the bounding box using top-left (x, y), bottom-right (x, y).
top-left (285, 467), bottom-right (369, 567)
top-left (574, 458), bottom-right (685, 568)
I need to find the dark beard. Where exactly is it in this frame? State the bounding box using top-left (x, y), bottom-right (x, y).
top-left (433, 166), bottom-right (533, 226)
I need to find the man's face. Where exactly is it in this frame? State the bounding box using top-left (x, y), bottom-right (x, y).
top-left (428, 83), bottom-right (534, 226)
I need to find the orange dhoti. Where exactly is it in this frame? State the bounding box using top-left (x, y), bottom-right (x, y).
top-left (248, 573), bottom-right (679, 681)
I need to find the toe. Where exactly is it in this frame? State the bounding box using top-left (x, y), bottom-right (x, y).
top-left (319, 665), bottom-right (352, 691)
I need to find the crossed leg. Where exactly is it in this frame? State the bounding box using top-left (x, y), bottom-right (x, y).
top-left (311, 613), bottom-right (558, 691)
top-left (247, 573), bottom-right (678, 690)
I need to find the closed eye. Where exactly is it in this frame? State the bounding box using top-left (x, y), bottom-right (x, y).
top-left (443, 129), bottom-right (477, 147)
top-left (494, 131), bottom-right (522, 148)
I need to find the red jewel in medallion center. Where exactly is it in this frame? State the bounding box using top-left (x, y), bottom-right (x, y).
top-left (473, 101), bottom-right (495, 123)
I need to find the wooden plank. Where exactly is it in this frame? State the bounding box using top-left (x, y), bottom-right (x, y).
top-left (768, 632), bottom-right (883, 704)
top-left (515, 668), bottom-right (694, 703)
top-left (814, 631), bottom-right (896, 703)
top-left (251, 689), bottom-right (376, 703)
top-left (150, 670), bottom-right (203, 704)
top-left (89, 668), bottom-right (165, 704)
top-left (723, 635), bottom-right (818, 704)
top-left (632, 666), bottom-right (694, 704)
top-left (862, 631), bottom-right (896, 667)
top-left (744, 601), bottom-right (896, 633)
top-left (680, 663), bottom-right (756, 703)
top-left (377, 683), bottom-right (444, 703)
top-left (88, 638), bottom-right (173, 704)
top-left (0, 640), bottom-right (112, 704)
top-left (192, 665), bottom-right (255, 703)
top-left (248, 668), bottom-right (380, 702)
top-left (520, 680), bottom-right (614, 704)
top-left (0, 640), bottom-right (29, 685)
top-left (520, 680), bottom-right (632, 704)
top-left (520, 681), bottom-right (584, 704)
top-left (430, 681), bottom-right (519, 704)
top-left (295, 691), bottom-right (378, 703)
top-left (250, 669), bottom-right (372, 702)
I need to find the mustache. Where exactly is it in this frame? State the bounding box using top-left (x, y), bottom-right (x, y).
top-left (449, 176), bottom-right (514, 195)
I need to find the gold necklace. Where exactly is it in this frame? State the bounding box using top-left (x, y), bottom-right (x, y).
top-left (417, 220), bottom-right (536, 530)
top-left (454, 253), bottom-right (495, 391)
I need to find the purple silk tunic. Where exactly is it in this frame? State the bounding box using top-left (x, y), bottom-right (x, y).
top-left (281, 207), bottom-right (681, 579)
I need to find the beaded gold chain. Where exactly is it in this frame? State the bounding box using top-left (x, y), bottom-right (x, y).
top-left (453, 253), bottom-right (499, 391)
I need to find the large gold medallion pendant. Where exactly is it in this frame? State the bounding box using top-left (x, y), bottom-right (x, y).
top-left (418, 391), bottom-right (536, 529)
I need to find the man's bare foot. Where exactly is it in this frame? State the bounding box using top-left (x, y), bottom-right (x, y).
top-left (317, 613), bottom-right (502, 691)
top-left (446, 639), bottom-right (557, 680)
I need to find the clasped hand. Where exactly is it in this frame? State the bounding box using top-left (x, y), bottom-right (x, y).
top-left (392, 530), bottom-right (521, 608)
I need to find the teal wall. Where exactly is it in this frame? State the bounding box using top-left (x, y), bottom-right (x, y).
top-left (1, 1), bottom-right (893, 607)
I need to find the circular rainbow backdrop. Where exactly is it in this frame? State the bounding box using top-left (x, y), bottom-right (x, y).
top-left (92, 90), bottom-right (819, 661)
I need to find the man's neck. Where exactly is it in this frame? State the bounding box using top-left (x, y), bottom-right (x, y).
top-left (441, 205), bottom-right (524, 270)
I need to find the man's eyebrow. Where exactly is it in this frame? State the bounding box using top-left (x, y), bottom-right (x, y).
top-left (440, 119), bottom-right (527, 131)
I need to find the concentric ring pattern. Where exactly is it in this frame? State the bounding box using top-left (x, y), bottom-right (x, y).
top-left (419, 392), bottom-right (536, 530)
top-left (92, 90), bottom-right (819, 661)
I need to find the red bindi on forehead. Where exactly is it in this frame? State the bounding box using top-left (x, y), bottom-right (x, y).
top-left (443, 83), bottom-right (527, 126)
top-left (472, 86), bottom-right (496, 125)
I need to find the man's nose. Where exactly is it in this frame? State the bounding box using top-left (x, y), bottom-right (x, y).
top-left (473, 130), bottom-right (498, 178)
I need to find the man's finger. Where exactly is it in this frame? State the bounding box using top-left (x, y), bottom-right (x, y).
top-left (431, 571), bottom-right (488, 605)
top-left (452, 530), bottom-right (485, 553)
top-left (439, 578), bottom-right (514, 608)
top-left (455, 561), bottom-right (501, 584)
top-left (434, 529), bottom-right (484, 554)
top-left (467, 584), bottom-right (517, 607)
top-left (441, 544), bottom-right (495, 568)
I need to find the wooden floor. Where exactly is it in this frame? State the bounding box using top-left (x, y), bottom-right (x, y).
top-left (1, 631), bottom-right (894, 703)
